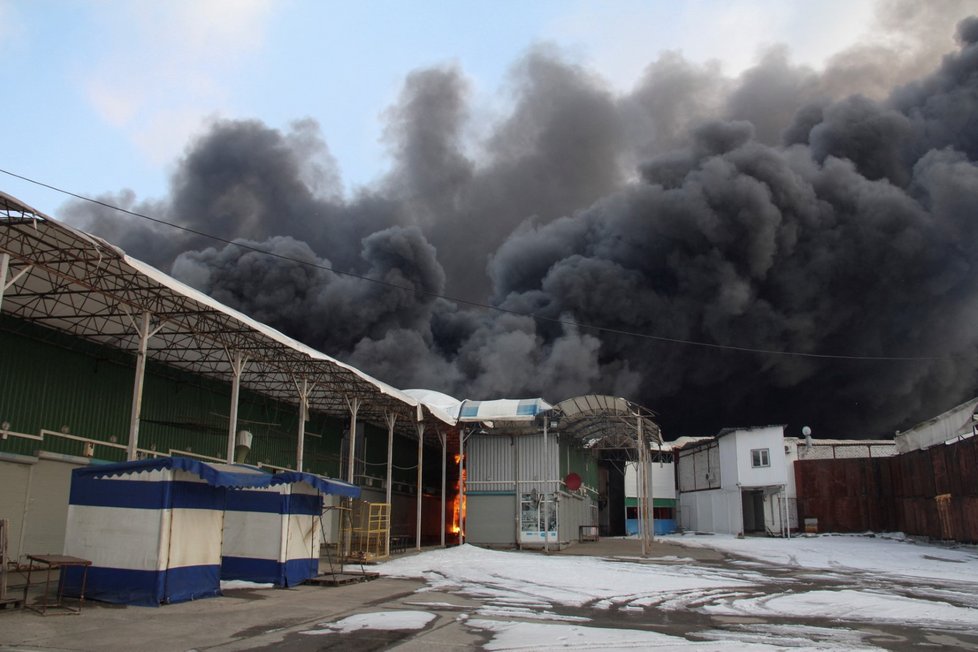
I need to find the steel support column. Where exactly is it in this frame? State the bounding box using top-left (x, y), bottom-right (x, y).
top-left (459, 428), bottom-right (468, 544)
top-left (226, 351), bottom-right (249, 464)
top-left (294, 378), bottom-right (315, 472)
top-left (0, 253), bottom-right (32, 314)
top-left (127, 311), bottom-right (162, 461)
top-left (0, 253), bottom-right (7, 313)
top-left (439, 430), bottom-right (446, 548)
top-left (345, 397), bottom-right (362, 483)
top-left (637, 416), bottom-right (653, 557)
top-left (542, 416), bottom-right (550, 553)
top-left (343, 396), bottom-right (362, 559)
top-left (383, 410), bottom-right (397, 557)
top-left (415, 422), bottom-right (425, 551)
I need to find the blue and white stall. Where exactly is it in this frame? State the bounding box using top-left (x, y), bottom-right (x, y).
top-left (60, 458), bottom-right (360, 606)
top-left (221, 472), bottom-right (359, 587)
top-left (62, 458), bottom-right (270, 606)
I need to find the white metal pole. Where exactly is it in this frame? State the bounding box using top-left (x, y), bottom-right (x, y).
top-left (416, 422), bottom-right (425, 551)
top-left (345, 397), bottom-right (362, 483)
top-left (783, 487), bottom-right (790, 538)
top-left (226, 351), bottom-right (248, 463)
top-left (439, 430), bottom-right (446, 548)
top-left (384, 410), bottom-right (396, 557)
top-left (343, 396), bottom-right (362, 560)
top-left (295, 379), bottom-right (310, 472)
top-left (0, 254), bottom-right (32, 315)
top-left (127, 311), bottom-right (152, 461)
top-left (459, 429), bottom-right (466, 544)
top-left (543, 416), bottom-right (550, 553)
top-left (0, 253), bottom-right (8, 313)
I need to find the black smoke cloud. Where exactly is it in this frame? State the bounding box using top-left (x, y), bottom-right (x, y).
top-left (65, 6), bottom-right (978, 437)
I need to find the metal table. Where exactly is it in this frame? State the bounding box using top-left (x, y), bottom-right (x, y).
top-left (23, 554), bottom-right (91, 615)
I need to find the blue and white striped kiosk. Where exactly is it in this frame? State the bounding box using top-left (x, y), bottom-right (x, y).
top-left (62, 457), bottom-right (271, 606)
top-left (221, 472), bottom-right (359, 587)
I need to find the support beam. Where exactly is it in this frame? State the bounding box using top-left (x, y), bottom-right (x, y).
top-left (0, 253), bottom-right (32, 313)
top-left (343, 396), bottom-right (362, 560)
top-left (459, 429), bottom-right (468, 544)
top-left (542, 416), bottom-right (550, 553)
top-left (345, 397), bottom-right (362, 484)
top-left (384, 410), bottom-right (397, 558)
top-left (127, 312), bottom-right (152, 461)
top-left (294, 378), bottom-right (315, 472)
top-left (439, 430), bottom-right (446, 548)
top-left (640, 416), bottom-right (656, 556)
top-left (226, 351), bottom-right (249, 463)
top-left (0, 253), bottom-right (7, 313)
top-left (415, 422), bottom-right (425, 551)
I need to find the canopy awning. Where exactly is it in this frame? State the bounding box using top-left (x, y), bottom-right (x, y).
top-left (553, 395), bottom-right (662, 454)
top-left (75, 457), bottom-right (272, 488)
top-left (73, 456), bottom-right (361, 496)
top-left (458, 398), bottom-right (552, 423)
top-left (269, 470), bottom-right (360, 497)
top-left (0, 190), bottom-right (453, 438)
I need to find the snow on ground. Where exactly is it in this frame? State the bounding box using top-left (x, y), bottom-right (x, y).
top-left (299, 610), bottom-right (436, 635)
top-left (219, 580), bottom-right (274, 590)
top-left (704, 588), bottom-right (978, 628)
top-left (666, 533), bottom-right (978, 584)
top-left (377, 536), bottom-right (978, 650)
top-left (465, 619), bottom-right (865, 651)
top-left (377, 544), bottom-right (761, 614)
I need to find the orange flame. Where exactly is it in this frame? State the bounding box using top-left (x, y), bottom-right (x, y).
top-left (451, 454), bottom-right (466, 536)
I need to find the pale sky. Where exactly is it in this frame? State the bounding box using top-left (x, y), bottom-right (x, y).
top-left (1, 0), bottom-right (878, 216)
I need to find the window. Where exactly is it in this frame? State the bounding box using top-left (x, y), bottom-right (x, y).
top-left (751, 448), bottom-right (770, 468)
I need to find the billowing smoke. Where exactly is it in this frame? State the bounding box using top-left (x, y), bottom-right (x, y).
top-left (65, 5), bottom-right (978, 437)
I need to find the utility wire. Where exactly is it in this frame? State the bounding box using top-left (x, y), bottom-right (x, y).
top-left (0, 167), bottom-right (942, 361)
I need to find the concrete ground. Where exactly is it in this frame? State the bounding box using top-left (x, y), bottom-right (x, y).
top-left (1, 539), bottom-right (976, 651)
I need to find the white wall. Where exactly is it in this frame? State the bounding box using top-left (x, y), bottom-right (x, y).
top-left (678, 488), bottom-right (741, 534)
top-left (624, 460), bottom-right (676, 500)
top-left (0, 452), bottom-right (88, 561)
top-left (730, 426), bottom-right (788, 488)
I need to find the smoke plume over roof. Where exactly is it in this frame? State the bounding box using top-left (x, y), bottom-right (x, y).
top-left (65, 4), bottom-right (978, 438)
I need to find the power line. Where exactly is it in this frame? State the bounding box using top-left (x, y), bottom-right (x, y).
top-left (0, 167), bottom-right (942, 362)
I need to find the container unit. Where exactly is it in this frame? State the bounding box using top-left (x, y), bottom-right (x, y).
top-left (465, 430), bottom-right (596, 548)
top-left (221, 472), bottom-right (359, 587)
top-left (61, 457), bottom-right (271, 606)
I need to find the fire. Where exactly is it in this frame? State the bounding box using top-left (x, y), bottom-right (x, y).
top-left (451, 454), bottom-right (466, 536)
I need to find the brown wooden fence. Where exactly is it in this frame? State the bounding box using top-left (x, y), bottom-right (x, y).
top-left (794, 436), bottom-right (978, 543)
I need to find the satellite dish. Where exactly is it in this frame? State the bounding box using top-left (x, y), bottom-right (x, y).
top-left (564, 472), bottom-right (582, 491)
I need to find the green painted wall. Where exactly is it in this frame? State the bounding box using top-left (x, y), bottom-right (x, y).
top-left (0, 315), bottom-right (422, 480)
top-left (558, 436), bottom-right (599, 491)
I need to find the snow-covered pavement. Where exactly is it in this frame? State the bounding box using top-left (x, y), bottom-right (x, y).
top-left (339, 534), bottom-right (978, 650)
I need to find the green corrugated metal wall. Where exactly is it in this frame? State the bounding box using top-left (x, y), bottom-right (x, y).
top-left (559, 437), bottom-right (599, 491)
top-left (0, 315), bottom-right (421, 479)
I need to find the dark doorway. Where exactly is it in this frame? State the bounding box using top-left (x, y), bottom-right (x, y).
top-left (598, 460), bottom-right (626, 536)
top-left (742, 490), bottom-right (765, 534)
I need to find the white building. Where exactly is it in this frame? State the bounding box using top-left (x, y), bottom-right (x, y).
top-left (623, 440), bottom-right (690, 535)
top-left (675, 426), bottom-right (897, 536)
top-left (675, 425), bottom-right (795, 536)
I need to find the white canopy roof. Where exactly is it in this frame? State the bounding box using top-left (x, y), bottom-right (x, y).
top-left (458, 398), bottom-right (552, 423)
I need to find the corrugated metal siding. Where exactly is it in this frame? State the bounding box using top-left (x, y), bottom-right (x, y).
top-left (467, 434), bottom-right (560, 493)
top-left (467, 435), bottom-right (515, 492)
top-left (677, 442), bottom-right (721, 492)
top-left (0, 317), bottom-right (347, 476)
top-left (0, 322), bottom-right (132, 455)
top-left (559, 438), bottom-right (598, 491)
